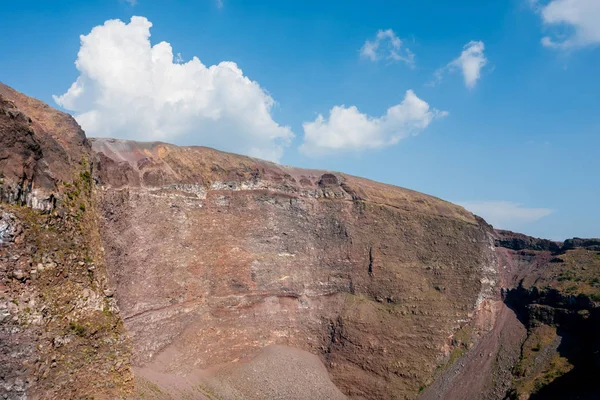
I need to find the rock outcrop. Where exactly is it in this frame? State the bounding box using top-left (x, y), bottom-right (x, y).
top-left (0, 83), bottom-right (132, 400)
top-left (562, 238), bottom-right (600, 252)
top-left (0, 83), bottom-right (89, 212)
top-left (1, 82), bottom-right (599, 400)
top-left (494, 230), bottom-right (561, 253)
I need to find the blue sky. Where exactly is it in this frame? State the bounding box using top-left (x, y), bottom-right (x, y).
top-left (1, 0), bottom-right (599, 240)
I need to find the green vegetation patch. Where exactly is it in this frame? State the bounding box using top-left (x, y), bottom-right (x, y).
top-left (512, 325), bottom-right (573, 398)
top-left (527, 248), bottom-right (600, 302)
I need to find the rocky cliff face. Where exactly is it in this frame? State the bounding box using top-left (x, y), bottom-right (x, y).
top-left (1, 82), bottom-right (598, 400)
top-left (90, 138), bottom-right (499, 399)
top-left (0, 83), bottom-right (132, 400)
top-left (0, 84), bottom-right (88, 211)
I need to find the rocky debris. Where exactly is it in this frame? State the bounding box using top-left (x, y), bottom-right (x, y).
top-left (419, 302), bottom-right (526, 400)
top-left (137, 345), bottom-right (348, 400)
top-left (214, 345), bottom-right (348, 400)
top-left (0, 203), bottom-right (133, 400)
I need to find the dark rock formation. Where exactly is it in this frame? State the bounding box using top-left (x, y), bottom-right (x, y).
top-left (563, 238), bottom-right (600, 252)
top-left (495, 230), bottom-right (561, 253)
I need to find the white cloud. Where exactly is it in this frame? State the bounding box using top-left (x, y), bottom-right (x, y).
top-left (299, 90), bottom-right (447, 155)
top-left (216, 0), bottom-right (224, 8)
top-left (457, 201), bottom-right (554, 229)
top-left (431, 41), bottom-right (488, 89)
top-left (53, 16), bottom-right (293, 162)
top-left (534, 0), bottom-right (600, 49)
top-left (124, 0), bottom-right (137, 5)
top-left (360, 29), bottom-right (415, 67)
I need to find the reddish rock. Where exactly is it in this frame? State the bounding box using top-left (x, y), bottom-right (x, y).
top-left (0, 82), bottom-right (89, 211)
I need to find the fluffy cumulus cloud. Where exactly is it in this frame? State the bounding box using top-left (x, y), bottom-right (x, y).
top-left (53, 16), bottom-right (293, 162)
top-left (457, 201), bottom-right (554, 229)
top-left (360, 29), bottom-right (415, 66)
top-left (534, 0), bottom-right (600, 48)
top-left (300, 90), bottom-right (447, 155)
top-left (432, 41), bottom-right (487, 89)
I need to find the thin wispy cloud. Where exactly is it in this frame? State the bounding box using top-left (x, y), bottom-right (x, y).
top-left (531, 0), bottom-right (600, 49)
top-left (124, 0), bottom-right (137, 6)
top-left (457, 201), bottom-right (554, 229)
top-left (360, 29), bottom-right (415, 67)
top-left (300, 90), bottom-right (446, 156)
top-left (430, 41), bottom-right (488, 89)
